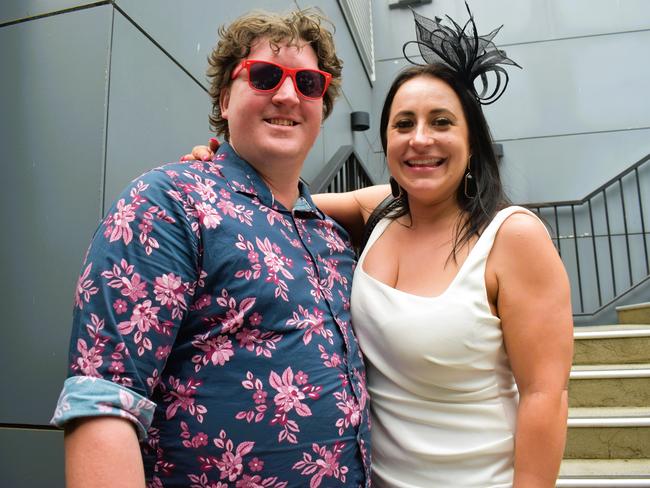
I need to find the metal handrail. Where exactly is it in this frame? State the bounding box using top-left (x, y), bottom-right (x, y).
top-left (310, 145), bottom-right (375, 194)
top-left (525, 153), bottom-right (650, 317)
top-left (526, 154), bottom-right (650, 208)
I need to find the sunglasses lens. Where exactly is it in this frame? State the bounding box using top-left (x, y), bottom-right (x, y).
top-left (296, 70), bottom-right (326, 98)
top-left (249, 62), bottom-right (283, 91)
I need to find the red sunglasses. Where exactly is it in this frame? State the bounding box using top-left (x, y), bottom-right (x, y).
top-left (231, 59), bottom-right (331, 100)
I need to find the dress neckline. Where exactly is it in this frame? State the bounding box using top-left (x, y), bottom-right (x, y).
top-left (358, 217), bottom-right (483, 300)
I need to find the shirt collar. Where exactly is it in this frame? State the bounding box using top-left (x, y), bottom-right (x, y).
top-left (215, 142), bottom-right (324, 219)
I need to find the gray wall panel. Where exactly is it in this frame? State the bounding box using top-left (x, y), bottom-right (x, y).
top-left (103, 11), bottom-right (212, 207)
top-left (500, 129), bottom-right (650, 204)
top-left (114, 0), bottom-right (297, 86)
top-left (0, 0), bottom-right (97, 24)
top-left (0, 6), bottom-right (112, 424)
top-left (487, 30), bottom-right (650, 140)
top-left (374, 0), bottom-right (650, 62)
top-left (0, 428), bottom-right (64, 487)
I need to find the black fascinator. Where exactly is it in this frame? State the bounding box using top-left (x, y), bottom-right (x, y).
top-left (402, 2), bottom-right (521, 104)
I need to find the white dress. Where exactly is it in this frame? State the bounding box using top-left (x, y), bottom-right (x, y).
top-left (351, 206), bottom-right (537, 488)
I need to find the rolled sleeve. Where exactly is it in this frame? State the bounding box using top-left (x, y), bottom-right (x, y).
top-left (51, 376), bottom-right (156, 440)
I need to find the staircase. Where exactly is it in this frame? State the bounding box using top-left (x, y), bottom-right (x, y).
top-left (557, 302), bottom-right (650, 487)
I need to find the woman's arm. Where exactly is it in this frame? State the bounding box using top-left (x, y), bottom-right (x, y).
top-left (491, 213), bottom-right (573, 488)
top-left (313, 185), bottom-right (390, 246)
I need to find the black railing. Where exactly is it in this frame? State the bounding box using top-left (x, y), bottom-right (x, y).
top-left (525, 154), bottom-right (650, 316)
top-left (310, 145), bottom-right (374, 194)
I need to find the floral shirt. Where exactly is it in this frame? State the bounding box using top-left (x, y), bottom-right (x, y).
top-left (52, 143), bottom-right (371, 488)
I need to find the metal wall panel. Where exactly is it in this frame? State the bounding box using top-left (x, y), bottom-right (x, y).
top-left (374, 0), bottom-right (650, 62)
top-left (0, 5), bottom-right (112, 424)
top-left (486, 30), bottom-right (650, 140)
top-left (0, 0), bottom-right (97, 24)
top-left (500, 129), bottom-right (650, 204)
top-left (0, 429), bottom-right (64, 487)
top-left (103, 11), bottom-right (212, 207)
top-left (114, 0), bottom-right (297, 87)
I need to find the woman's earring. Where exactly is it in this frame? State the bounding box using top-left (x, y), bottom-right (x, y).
top-left (390, 177), bottom-right (402, 198)
top-left (464, 171), bottom-right (475, 199)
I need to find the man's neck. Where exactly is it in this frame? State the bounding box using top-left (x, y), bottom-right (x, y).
top-left (258, 169), bottom-right (301, 209)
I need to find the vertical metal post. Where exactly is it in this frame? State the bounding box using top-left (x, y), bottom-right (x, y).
top-left (618, 179), bottom-right (633, 286)
top-left (571, 204), bottom-right (584, 313)
top-left (588, 199), bottom-right (602, 307)
top-left (635, 167), bottom-right (649, 274)
top-left (603, 189), bottom-right (617, 295)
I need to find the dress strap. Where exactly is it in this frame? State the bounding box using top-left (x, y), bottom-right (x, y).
top-left (469, 206), bottom-right (547, 265)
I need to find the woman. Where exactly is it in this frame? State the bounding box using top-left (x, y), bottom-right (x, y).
top-left (187, 8), bottom-right (573, 487)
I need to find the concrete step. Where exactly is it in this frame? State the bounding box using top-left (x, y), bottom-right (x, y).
top-left (558, 459), bottom-right (650, 487)
top-left (565, 407), bottom-right (650, 459)
top-left (569, 364), bottom-right (650, 407)
top-left (618, 302), bottom-right (650, 325)
top-left (574, 325), bottom-right (650, 365)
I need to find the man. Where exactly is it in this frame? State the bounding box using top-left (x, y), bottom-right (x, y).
top-left (52, 9), bottom-right (370, 487)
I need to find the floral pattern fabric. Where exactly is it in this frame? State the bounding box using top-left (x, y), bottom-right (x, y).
top-left (52, 143), bottom-right (371, 488)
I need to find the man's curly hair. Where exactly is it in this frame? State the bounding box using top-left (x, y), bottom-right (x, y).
top-left (207, 9), bottom-right (343, 141)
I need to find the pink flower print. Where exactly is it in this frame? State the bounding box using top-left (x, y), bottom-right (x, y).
top-left (292, 442), bottom-right (348, 488)
top-left (219, 188), bottom-right (230, 199)
top-left (191, 432), bottom-right (209, 448)
top-left (187, 472), bottom-right (227, 488)
top-left (196, 202), bottom-right (222, 229)
top-left (118, 300), bottom-right (160, 335)
top-left (218, 450), bottom-right (245, 481)
top-left (195, 179), bottom-right (218, 203)
top-left (120, 272), bottom-right (148, 302)
top-left (164, 376), bottom-right (207, 422)
top-left (334, 390), bottom-right (361, 435)
top-left (235, 474), bottom-right (265, 487)
top-left (257, 238), bottom-right (293, 279)
top-left (74, 263), bottom-right (99, 310)
top-left (154, 272), bottom-right (187, 319)
top-left (318, 345), bottom-right (343, 369)
top-left (248, 457), bottom-right (264, 472)
top-left (155, 344), bottom-right (172, 360)
top-left (269, 368), bottom-right (311, 417)
top-left (113, 299), bottom-right (128, 314)
top-left (249, 312), bottom-right (262, 326)
top-left (108, 361), bottom-right (125, 374)
top-left (252, 390), bottom-right (267, 405)
top-left (109, 198), bottom-right (136, 245)
top-left (234, 327), bottom-right (282, 358)
top-left (192, 333), bottom-right (235, 371)
top-left (217, 198), bottom-right (238, 218)
top-left (75, 339), bottom-right (103, 377)
top-left (138, 218), bottom-right (153, 236)
top-left (286, 306), bottom-right (333, 346)
top-left (294, 371), bottom-right (309, 386)
top-left (215, 290), bottom-right (256, 334)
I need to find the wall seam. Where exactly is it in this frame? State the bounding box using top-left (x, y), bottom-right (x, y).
top-left (112, 1), bottom-right (208, 93)
top-left (0, 1), bottom-right (111, 28)
top-left (100, 5), bottom-right (115, 216)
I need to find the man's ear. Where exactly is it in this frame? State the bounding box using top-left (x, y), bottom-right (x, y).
top-left (220, 86), bottom-right (231, 119)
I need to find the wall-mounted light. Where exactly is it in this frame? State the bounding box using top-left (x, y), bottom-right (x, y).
top-left (389, 0), bottom-right (433, 10)
top-left (351, 111), bottom-right (370, 132)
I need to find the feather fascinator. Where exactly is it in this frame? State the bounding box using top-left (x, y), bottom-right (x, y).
top-left (403, 2), bottom-right (521, 104)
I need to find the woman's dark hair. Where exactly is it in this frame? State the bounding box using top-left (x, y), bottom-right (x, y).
top-left (371, 63), bottom-right (510, 261)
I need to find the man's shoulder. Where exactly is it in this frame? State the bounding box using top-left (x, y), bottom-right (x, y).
top-left (122, 159), bottom-right (229, 196)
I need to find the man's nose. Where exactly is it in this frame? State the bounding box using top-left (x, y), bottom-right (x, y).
top-left (272, 76), bottom-right (300, 105)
